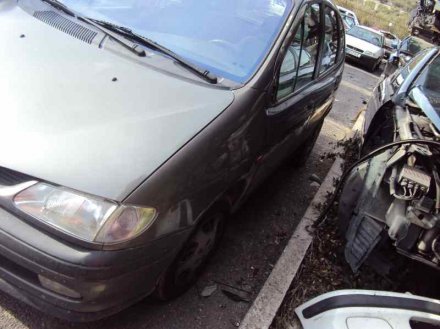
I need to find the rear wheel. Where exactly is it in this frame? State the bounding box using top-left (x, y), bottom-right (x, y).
top-left (154, 211), bottom-right (225, 300)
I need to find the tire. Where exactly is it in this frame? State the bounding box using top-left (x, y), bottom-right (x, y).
top-left (384, 60), bottom-right (396, 77)
top-left (288, 121), bottom-right (323, 167)
top-left (154, 211), bottom-right (225, 300)
top-left (369, 60), bottom-right (379, 73)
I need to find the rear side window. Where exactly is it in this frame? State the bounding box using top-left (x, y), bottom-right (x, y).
top-left (320, 5), bottom-right (339, 74)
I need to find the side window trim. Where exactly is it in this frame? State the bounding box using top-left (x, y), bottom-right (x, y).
top-left (293, 20), bottom-right (306, 92)
top-left (313, 0), bottom-right (325, 79)
top-left (316, 1), bottom-right (341, 77)
top-left (336, 8), bottom-right (346, 62)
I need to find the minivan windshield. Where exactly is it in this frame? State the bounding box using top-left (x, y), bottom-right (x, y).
top-left (347, 26), bottom-right (383, 47)
top-left (399, 37), bottom-right (433, 56)
top-left (391, 48), bottom-right (430, 90)
top-left (58, 0), bottom-right (293, 83)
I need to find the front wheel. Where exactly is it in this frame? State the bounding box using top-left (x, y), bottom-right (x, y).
top-left (154, 211), bottom-right (225, 300)
top-left (369, 60), bottom-right (380, 72)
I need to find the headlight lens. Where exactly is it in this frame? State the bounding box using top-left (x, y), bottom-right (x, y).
top-left (14, 183), bottom-right (157, 244)
top-left (364, 50), bottom-right (376, 57)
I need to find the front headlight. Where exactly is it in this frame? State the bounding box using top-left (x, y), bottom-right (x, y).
top-left (363, 50), bottom-right (376, 57)
top-left (14, 183), bottom-right (157, 244)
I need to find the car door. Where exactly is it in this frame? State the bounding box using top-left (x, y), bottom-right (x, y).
top-left (261, 0), bottom-right (343, 170)
top-left (264, 1), bottom-right (324, 164)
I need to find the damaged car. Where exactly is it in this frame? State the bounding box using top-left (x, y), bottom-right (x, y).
top-left (339, 46), bottom-right (440, 273)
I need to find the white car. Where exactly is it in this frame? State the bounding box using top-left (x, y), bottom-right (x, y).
top-left (295, 290), bottom-right (440, 329)
top-left (345, 25), bottom-right (385, 72)
top-left (337, 6), bottom-right (359, 29)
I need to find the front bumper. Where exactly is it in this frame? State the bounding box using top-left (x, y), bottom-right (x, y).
top-left (296, 290), bottom-right (440, 329)
top-left (346, 51), bottom-right (379, 68)
top-left (0, 206), bottom-right (190, 321)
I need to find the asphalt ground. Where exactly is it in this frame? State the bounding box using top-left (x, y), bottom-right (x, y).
top-left (0, 63), bottom-right (379, 329)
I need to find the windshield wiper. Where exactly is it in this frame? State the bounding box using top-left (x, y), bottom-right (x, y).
top-left (41, 0), bottom-right (75, 16)
top-left (78, 17), bottom-right (147, 57)
top-left (88, 19), bottom-right (218, 84)
top-left (40, 0), bottom-right (146, 57)
top-left (38, 1), bottom-right (218, 83)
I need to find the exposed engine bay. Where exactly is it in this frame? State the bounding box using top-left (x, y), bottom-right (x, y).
top-left (340, 102), bottom-right (440, 273)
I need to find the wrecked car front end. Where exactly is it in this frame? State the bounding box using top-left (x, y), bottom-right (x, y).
top-left (339, 47), bottom-right (440, 273)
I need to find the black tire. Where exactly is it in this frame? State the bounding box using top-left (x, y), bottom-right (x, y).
top-left (369, 60), bottom-right (379, 73)
top-left (384, 60), bottom-right (397, 77)
top-left (154, 211), bottom-right (225, 300)
top-left (288, 121), bottom-right (323, 167)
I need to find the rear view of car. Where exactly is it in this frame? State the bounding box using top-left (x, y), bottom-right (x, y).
top-left (345, 25), bottom-right (385, 72)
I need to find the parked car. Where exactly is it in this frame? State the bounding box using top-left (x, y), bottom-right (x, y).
top-left (0, 0), bottom-right (345, 321)
top-left (381, 30), bottom-right (400, 59)
top-left (345, 25), bottom-right (385, 72)
top-left (387, 35), bottom-right (434, 73)
top-left (339, 47), bottom-right (440, 274)
top-left (337, 6), bottom-right (359, 26)
top-left (341, 15), bottom-right (356, 30)
top-left (296, 290), bottom-right (440, 329)
top-left (340, 12), bottom-right (357, 30)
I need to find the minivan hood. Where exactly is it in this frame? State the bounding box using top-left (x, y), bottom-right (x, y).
top-left (346, 34), bottom-right (382, 54)
top-left (0, 2), bottom-right (234, 201)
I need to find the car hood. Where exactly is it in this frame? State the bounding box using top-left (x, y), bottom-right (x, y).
top-left (346, 34), bottom-right (382, 54)
top-left (0, 2), bottom-right (234, 201)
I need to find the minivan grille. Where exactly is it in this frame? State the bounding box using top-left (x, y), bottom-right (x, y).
top-left (33, 11), bottom-right (98, 44)
top-left (0, 168), bottom-right (32, 186)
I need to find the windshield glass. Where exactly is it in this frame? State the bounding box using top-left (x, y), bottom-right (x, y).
top-left (400, 37), bottom-right (433, 56)
top-left (58, 0), bottom-right (293, 83)
top-left (347, 26), bottom-right (383, 47)
top-left (392, 48), bottom-right (430, 89)
top-left (414, 53), bottom-right (440, 112)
